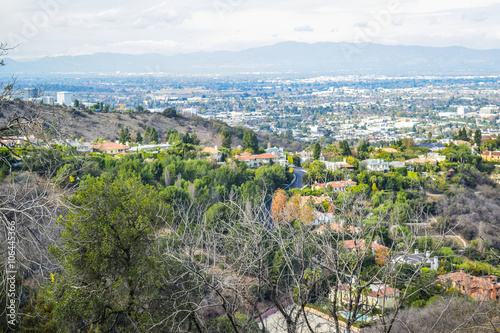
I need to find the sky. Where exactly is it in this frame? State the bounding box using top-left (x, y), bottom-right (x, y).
top-left (1, 0), bottom-right (500, 59)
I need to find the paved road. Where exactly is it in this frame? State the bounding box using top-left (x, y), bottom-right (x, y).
top-left (289, 167), bottom-right (305, 189)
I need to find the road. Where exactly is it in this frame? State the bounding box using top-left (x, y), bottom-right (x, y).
top-left (289, 167), bottom-right (305, 189)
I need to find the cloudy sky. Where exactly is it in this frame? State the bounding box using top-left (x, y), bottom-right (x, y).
top-left (2, 0), bottom-right (500, 59)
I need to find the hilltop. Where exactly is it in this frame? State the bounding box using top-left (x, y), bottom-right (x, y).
top-left (1, 101), bottom-right (302, 150)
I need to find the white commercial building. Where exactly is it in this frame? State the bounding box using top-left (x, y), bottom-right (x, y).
top-left (57, 92), bottom-right (72, 106)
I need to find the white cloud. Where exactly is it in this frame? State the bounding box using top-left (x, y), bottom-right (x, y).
top-left (1, 0), bottom-right (499, 59)
top-left (294, 25), bottom-right (314, 32)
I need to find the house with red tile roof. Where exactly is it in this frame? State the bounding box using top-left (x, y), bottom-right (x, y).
top-left (312, 180), bottom-right (357, 191)
top-left (91, 142), bottom-right (130, 154)
top-left (343, 239), bottom-right (389, 255)
top-left (438, 269), bottom-right (500, 301)
top-left (481, 150), bottom-right (500, 162)
top-left (236, 153), bottom-right (279, 168)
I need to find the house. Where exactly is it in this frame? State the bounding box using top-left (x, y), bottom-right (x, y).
top-left (343, 239), bottom-right (389, 256)
top-left (404, 157), bottom-right (438, 165)
top-left (416, 142), bottom-right (445, 151)
top-left (266, 147), bottom-right (286, 159)
top-left (91, 142), bottom-right (130, 154)
top-left (438, 269), bottom-right (500, 301)
top-left (324, 159), bottom-right (355, 172)
top-left (312, 220), bottom-right (359, 235)
top-left (236, 153), bottom-right (280, 168)
top-left (130, 143), bottom-right (172, 153)
top-left (391, 249), bottom-right (439, 270)
top-left (202, 146), bottom-right (224, 162)
top-left (389, 161), bottom-right (405, 169)
top-left (481, 150), bottom-right (500, 162)
top-left (312, 180), bottom-right (357, 191)
top-left (333, 283), bottom-right (400, 310)
top-left (361, 159), bottom-right (390, 173)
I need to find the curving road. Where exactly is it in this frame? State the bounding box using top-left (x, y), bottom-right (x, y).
top-left (289, 167), bottom-right (305, 189)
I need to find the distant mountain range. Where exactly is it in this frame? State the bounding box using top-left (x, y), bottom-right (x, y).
top-left (3, 42), bottom-right (500, 75)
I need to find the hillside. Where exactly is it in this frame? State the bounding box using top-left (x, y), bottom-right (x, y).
top-left (1, 101), bottom-right (303, 151)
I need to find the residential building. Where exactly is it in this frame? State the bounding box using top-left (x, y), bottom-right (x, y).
top-left (324, 159), bottom-right (355, 172)
top-left (202, 146), bottom-right (224, 162)
top-left (266, 147), bottom-right (286, 159)
top-left (391, 249), bottom-right (439, 270)
top-left (236, 153), bottom-right (279, 168)
top-left (389, 161), bottom-right (405, 169)
top-left (438, 269), bottom-right (500, 301)
top-left (312, 180), bottom-right (357, 191)
top-left (415, 142), bottom-right (445, 151)
top-left (481, 150), bottom-right (500, 162)
top-left (343, 239), bottom-right (389, 256)
top-left (91, 142), bottom-right (130, 154)
top-left (361, 159), bottom-right (390, 173)
top-left (333, 283), bottom-right (400, 310)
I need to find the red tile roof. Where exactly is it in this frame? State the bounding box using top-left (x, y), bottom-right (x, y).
top-left (312, 222), bottom-right (359, 234)
top-left (313, 180), bottom-right (357, 189)
top-left (237, 153), bottom-right (279, 161)
top-left (91, 142), bottom-right (130, 151)
top-left (343, 239), bottom-right (389, 253)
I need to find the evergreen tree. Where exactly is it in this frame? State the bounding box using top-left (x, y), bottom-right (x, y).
top-left (136, 130), bottom-right (143, 144)
top-left (143, 127), bottom-right (151, 144)
top-left (474, 129), bottom-right (482, 147)
top-left (150, 127), bottom-right (159, 143)
top-left (242, 130), bottom-right (259, 153)
top-left (313, 142), bottom-right (321, 160)
top-left (340, 140), bottom-right (352, 156)
top-left (191, 131), bottom-right (200, 145)
top-left (118, 127), bottom-right (130, 144)
top-left (221, 128), bottom-right (231, 149)
top-left (182, 132), bottom-right (192, 144)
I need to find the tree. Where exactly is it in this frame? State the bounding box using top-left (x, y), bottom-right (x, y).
top-left (118, 126), bottom-right (130, 144)
top-left (221, 128), bottom-right (232, 149)
top-left (137, 105), bottom-right (144, 112)
top-left (73, 99), bottom-right (79, 108)
top-left (340, 140), bottom-right (352, 156)
top-left (44, 176), bottom-right (189, 332)
top-left (135, 130), bottom-right (143, 144)
top-left (191, 131), bottom-right (200, 145)
top-left (150, 126), bottom-right (159, 143)
top-left (242, 129), bottom-right (259, 153)
top-left (162, 107), bottom-right (177, 117)
top-left (313, 142), bottom-right (321, 160)
top-left (182, 132), bottom-right (192, 144)
top-left (474, 129), bottom-right (482, 147)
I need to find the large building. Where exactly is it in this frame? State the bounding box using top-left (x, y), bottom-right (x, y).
top-left (23, 88), bottom-right (38, 101)
top-left (481, 150), bottom-right (500, 162)
top-left (236, 153), bottom-right (280, 168)
top-left (438, 269), bottom-right (500, 301)
top-left (57, 91), bottom-right (72, 106)
top-left (361, 159), bottom-right (390, 173)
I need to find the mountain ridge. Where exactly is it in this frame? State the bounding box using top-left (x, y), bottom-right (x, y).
top-left (3, 41), bottom-right (500, 75)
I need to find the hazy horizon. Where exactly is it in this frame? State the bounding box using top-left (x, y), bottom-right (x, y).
top-left (2, 0), bottom-right (500, 60)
